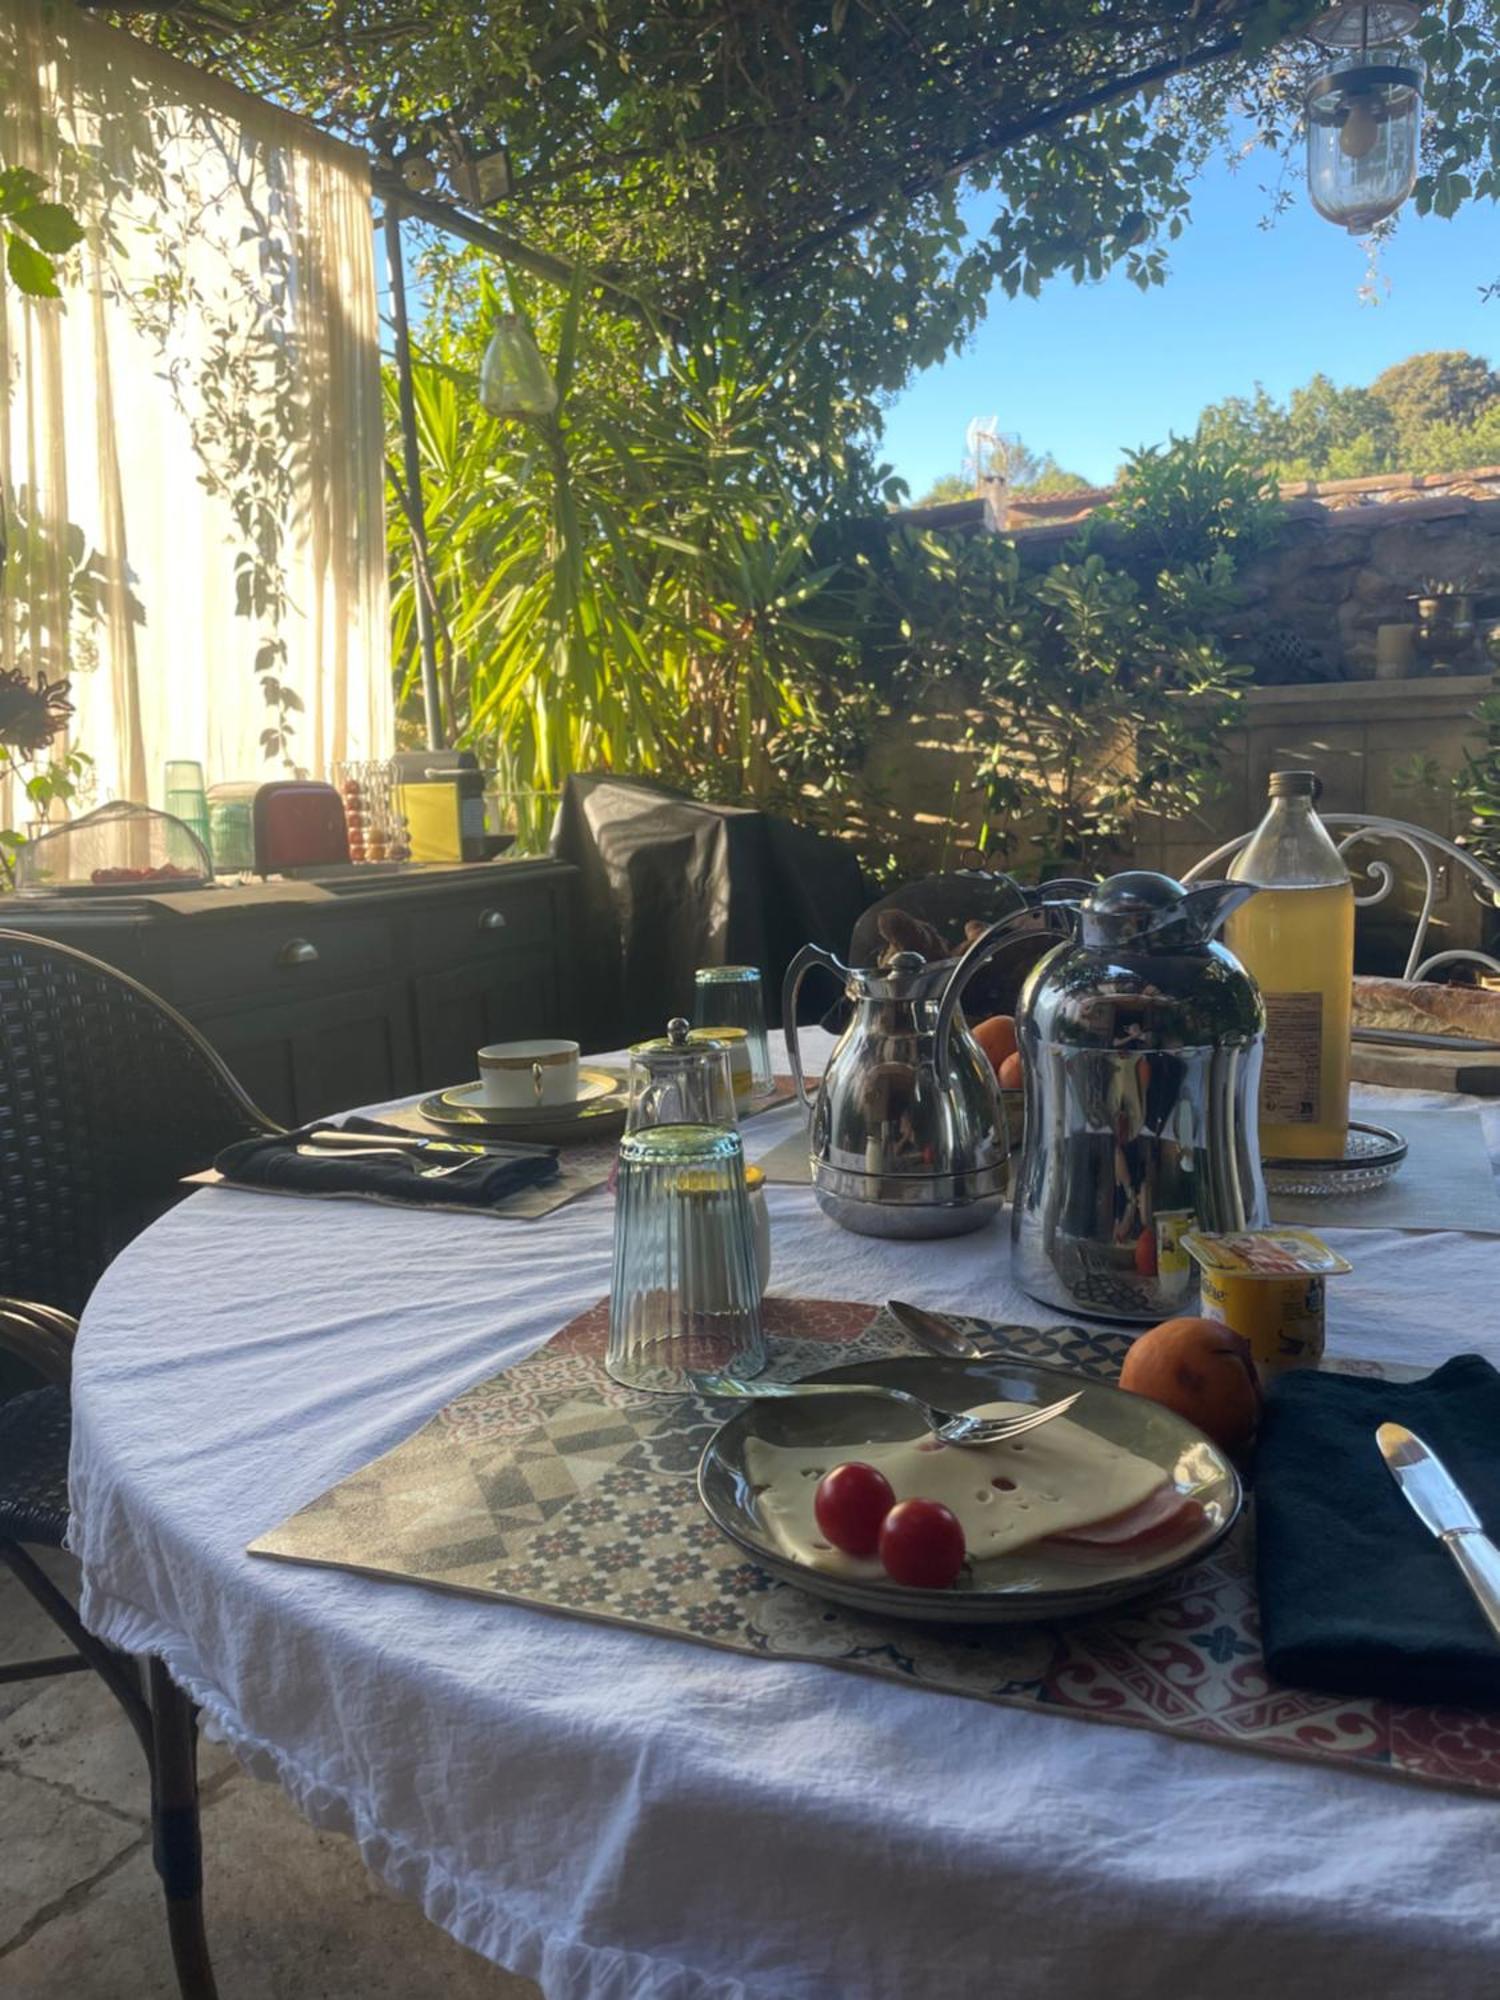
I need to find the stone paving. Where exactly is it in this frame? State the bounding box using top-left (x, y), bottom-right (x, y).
top-left (1, 1552), bottom-right (540, 1999)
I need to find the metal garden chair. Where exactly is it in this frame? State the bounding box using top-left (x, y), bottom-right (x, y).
top-left (1186, 812), bottom-right (1500, 986)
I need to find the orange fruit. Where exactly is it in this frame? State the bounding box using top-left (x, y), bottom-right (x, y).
top-left (1118, 1317), bottom-right (1260, 1452)
top-left (972, 1015), bottom-right (1018, 1074)
top-left (996, 1050), bottom-right (1024, 1091)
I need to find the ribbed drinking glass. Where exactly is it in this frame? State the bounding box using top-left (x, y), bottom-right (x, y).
top-left (692, 965), bottom-right (773, 1099)
top-left (164, 759), bottom-right (211, 853)
top-left (608, 1124), bottom-right (767, 1392)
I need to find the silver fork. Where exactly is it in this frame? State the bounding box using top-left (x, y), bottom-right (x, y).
top-left (294, 1145), bottom-right (476, 1182)
top-left (688, 1373), bottom-right (1082, 1449)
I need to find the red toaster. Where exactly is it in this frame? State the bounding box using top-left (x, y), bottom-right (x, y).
top-left (252, 781), bottom-right (350, 873)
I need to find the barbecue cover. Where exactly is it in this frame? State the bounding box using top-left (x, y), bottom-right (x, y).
top-left (551, 775), bottom-right (870, 1047)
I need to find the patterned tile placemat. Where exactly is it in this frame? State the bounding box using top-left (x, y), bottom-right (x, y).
top-left (250, 1299), bottom-right (1500, 1796)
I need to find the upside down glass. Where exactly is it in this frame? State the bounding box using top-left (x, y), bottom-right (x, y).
top-left (164, 758), bottom-right (211, 855)
top-left (693, 965), bottom-right (773, 1099)
top-left (607, 1125), bottom-right (767, 1392)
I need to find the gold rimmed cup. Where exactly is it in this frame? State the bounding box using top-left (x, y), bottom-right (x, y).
top-left (477, 1038), bottom-right (581, 1110)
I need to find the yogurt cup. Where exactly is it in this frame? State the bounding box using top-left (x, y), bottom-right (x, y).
top-left (1182, 1227), bottom-right (1352, 1377)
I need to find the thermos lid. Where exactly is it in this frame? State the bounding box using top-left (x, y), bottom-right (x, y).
top-left (1080, 871), bottom-right (1193, 947)
top-left (1077, 870), bottom-right (1256, 954)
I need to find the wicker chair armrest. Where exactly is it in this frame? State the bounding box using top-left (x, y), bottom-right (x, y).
top-left (0, 1298), bottom-right (78, 1386)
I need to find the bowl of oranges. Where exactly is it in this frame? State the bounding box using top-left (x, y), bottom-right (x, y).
top-left (971, 1013), bottom-right (1025, 1151)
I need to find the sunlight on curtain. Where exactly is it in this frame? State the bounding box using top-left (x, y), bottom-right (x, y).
top-left (0, 0), bottom-right (390, 835)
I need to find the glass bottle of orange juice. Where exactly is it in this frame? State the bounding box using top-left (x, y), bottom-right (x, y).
top-left (1225, 770), bottom-right (1354, 1160)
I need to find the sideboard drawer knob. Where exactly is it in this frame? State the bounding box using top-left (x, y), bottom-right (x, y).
top-left (478, 908), bottom-right (508, 932)
top-left (276, 938), bottom-right (320, 967)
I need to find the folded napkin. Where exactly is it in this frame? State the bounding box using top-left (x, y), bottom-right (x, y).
top-left (214, 1116), bottom-right (560, 1211)
top-left (1256, 1354), bottom-right (1500, 1709)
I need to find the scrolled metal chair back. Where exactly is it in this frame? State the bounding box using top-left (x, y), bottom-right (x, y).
top-left (0, 929), bottom-right (276, 1316)
top-left (1185, 813), bottom-right (1500, 983)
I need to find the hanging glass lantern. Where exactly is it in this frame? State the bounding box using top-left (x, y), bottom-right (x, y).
top-left (478, 314), bottom-right (558, 419)
top-left (1305, 5), bottom-right (1426, 233)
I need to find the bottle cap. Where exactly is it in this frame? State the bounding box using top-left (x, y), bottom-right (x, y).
top-left (1267, 769), bottom-right (1320, 799)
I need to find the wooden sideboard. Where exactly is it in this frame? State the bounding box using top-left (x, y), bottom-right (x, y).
top-left (0, 859), bottom-right (581, 1127)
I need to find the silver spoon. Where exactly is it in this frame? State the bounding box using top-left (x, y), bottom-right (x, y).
top-left (689, 1373), bottom-right (1082, 1449)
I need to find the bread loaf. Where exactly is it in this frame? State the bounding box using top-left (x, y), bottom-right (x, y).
top-left (1352, 974), bottom-right (1500, 1043)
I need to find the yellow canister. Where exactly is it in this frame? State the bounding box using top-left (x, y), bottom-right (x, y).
top-left (690, 1026), bottom-right (752, 1112)
top-left (1181, 1228), bottom-right (1352, 1377)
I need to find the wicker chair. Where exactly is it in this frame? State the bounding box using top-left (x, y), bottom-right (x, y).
top-left (0, 928), bottom-right (280, 2000)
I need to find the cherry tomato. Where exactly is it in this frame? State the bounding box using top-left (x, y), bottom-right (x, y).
top-left (813, 1462), bottom-right (896, 1557)
top-left (878, 1498), bottom-right (966, 1589)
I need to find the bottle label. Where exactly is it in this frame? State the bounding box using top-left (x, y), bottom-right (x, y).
top-left (1261, 992), bottom-right (1323, 1124)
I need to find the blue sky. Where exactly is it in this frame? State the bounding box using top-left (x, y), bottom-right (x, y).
top-left (879, 152), bottom-right (1500, 497)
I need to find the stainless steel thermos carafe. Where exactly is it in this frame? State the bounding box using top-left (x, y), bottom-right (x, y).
top-left (1003, 871), bottom-right (1270, 1320)
top-left (782, 946), bottom-right (1008, 1239)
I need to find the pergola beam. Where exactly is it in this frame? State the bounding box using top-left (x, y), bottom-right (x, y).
top-left (383, 203), bottom-right (444, 753)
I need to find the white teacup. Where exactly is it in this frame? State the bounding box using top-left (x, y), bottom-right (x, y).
top-left (477, 1039), bottom-right (580, 1110)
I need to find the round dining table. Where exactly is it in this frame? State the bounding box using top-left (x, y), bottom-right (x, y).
top-left (69, 1039), bottom-right (1500, 2000)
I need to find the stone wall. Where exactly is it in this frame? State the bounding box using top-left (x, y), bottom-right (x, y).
top-left (856, 672), bottom-right (1496, 968)
top-left (856, 468), bottom-right (1500, 952)
top-left (996, 465), bottom-right (1500, 683)
top-left (853, 470), bottom-right (1500, 966)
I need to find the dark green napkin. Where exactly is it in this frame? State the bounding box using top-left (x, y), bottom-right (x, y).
top-left (1256, 1355), bottom-right (1500, 1709)
top-left (214, 1117), bottom-right (559, 1211)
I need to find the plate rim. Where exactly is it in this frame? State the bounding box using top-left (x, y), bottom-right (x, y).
top-left (437, 1066), bottom-right (626, 1121)
top-left (696, 1349), bottom-right (1243, 1622)
top-left (1261, 1118), bottom-right (1407, 1174)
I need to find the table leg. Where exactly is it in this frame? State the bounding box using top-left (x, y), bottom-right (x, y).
top-left (148, 1657), bottom-right (219, 2000)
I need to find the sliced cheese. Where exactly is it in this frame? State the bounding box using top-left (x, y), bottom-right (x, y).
top-left (744, 1402), bottom-right (1166, 1578)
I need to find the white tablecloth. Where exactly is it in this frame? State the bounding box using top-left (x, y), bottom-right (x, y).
top-left (69, 1043), bottom-right (1500, 2000)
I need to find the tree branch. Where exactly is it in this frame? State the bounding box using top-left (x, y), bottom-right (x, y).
top-left (751, 27), bottom-right (1249, 290)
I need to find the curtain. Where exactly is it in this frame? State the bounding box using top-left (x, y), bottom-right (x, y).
top-left (0, 0), bottom-right (390, 837)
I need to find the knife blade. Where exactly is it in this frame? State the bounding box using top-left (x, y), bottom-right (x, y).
top-left (884, 1299), bottom-right (995, 1361)
top-left (302, 1129), bottom-right (498, 1158)
top-left (1376, 1422), bottom-right (1500, 1646)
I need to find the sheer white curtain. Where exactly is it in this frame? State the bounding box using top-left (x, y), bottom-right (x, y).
top-left (0, 0), bottom-right (391, 835)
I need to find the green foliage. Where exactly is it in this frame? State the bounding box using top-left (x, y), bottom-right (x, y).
top-left (1025, 464), bottom-right (1094, 498)
top-left (0, 747), bottom-right (91, 888)
top-left (1197, 352), bottom-right (1500, 482)
top-left (0, 167), bottom-right (82, 298)
top-left (912, 473), bottom-right (976, 507)
top-left (387, 273), bottom-right (874, 815)
top-left (1085, 435), bottom-right (1284, 573)
top-left (913, 430), bottom-right (1091, 509)
top-left (1371, 352), bottom-right (1500, 438)
top-left (120, 1), bottom-right (1500, 404)
top-left (1450, 691), bottom-right (1500, 873)
top-left (866, 436), bottom-right (1272, 875)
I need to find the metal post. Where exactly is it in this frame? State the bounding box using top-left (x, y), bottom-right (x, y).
top-left (383, 201), bottom-right (444, 751)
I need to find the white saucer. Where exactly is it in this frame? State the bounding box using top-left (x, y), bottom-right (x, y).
top-left (439, 1068), bottom-right (622, 1125)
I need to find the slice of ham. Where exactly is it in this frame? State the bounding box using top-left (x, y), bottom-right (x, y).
top-left (1041, 1482), bottom-right (1206, 1557)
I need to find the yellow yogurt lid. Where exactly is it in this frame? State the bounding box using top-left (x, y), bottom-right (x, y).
top-left (1181, 1227), bottom-right (1352, 1279)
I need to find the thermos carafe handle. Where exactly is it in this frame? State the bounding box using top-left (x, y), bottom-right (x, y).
top-left (931, 901), bottom-right (1077, 1078)
top-left (781, 944), bottom-right (844, 1112)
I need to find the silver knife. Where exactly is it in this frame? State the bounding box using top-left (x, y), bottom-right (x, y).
top-left (1376, 1422), bottom-right (1500, 1646)
top-left (885, 1299), bottom-right (1005, 1361)
top-left (302, 1129), bottom-right (496, 1158)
